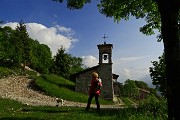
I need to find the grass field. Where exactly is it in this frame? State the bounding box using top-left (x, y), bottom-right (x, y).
top-left (0, 67), bottom-right (167, 120)
top-left (0, 97), bottom-right (167, 120)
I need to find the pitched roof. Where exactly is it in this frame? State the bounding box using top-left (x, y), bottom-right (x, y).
top-left (70, 65), bottom-right (99, 77)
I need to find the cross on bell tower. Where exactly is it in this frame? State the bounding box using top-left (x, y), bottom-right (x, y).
top-left (102, 34), bottom-right (108, 44)
top-left (98, 34), bottom-right (113, 64)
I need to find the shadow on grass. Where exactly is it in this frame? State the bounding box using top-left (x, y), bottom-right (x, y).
top-left (0, 117), bottom-right (43, 120)
top-left (21, 106), bottom-right (83, 114)
top-left (85, 107), bottom-right (123, 115)
top-left (22, 108), bottom-right (70, 113)
top-left (57, 84), bottom-right (75, 91)
top-left (23, 106), bottom-right (122, 115)
top-left (27, 80), bottom-right (45, 93)
top-left (82, 107), bottom-right (140, 118)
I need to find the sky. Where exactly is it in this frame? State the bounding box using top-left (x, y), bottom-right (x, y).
top-left (0, 0), bottom-right (164, 87)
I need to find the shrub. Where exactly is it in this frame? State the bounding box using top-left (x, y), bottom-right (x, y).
top-left (138, 94), bottom-right (167, 119)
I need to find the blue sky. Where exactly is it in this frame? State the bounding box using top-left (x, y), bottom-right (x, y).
top-left (0, 0), bottom-right (164, 86)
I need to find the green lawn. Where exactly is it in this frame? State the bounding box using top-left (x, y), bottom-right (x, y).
top-left (0, 97), bottom-right (166, 120)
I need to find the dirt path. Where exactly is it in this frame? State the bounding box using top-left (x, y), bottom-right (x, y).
top-left (0, 76), bottom-right (123, 108)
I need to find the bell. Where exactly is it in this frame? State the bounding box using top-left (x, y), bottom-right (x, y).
top-left (103, 54), bottom-right (108, 60)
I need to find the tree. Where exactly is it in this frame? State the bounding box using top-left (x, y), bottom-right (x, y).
top-left (69, 56), bottom-right (84, 76)
top-left (52, 46), bottom-right (72, 78)
top-left (123, 79), bottom-right (139, 98)
top-left (149, 52), bottom-right (167, 97)
top-left (29, 39), bottom-right (53, 73)
top-left (52, 46), bottom-right (84, 78)
top-left (53, 0), bottom-right (91, 9)
top-left (53, 0), bottom-right (180, 119)
top-left (14, 21), bottom-right (31, 70)
top-left (0, 22), bottom-right (53, 73)
top-left (0, 26), bottom-right (20, 67)
top-left (135, 80), bottom-right (149, 90)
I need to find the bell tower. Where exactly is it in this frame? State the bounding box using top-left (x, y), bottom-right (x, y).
top-left (97, 36), bottom-right (114, 100)
top-left (98, 44), bottom-right (113, 64)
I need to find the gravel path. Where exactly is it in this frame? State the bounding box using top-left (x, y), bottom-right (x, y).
top-left (0, 76), bottom-right (123, 108)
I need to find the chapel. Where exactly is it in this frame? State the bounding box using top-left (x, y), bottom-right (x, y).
top-left (71, 37), bottom-right (119, 100)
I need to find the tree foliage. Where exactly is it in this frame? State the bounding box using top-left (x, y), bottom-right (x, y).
top-left (123, 79), bottom-right (139, 98)
top-left (120, 79), bottom-right (159, 101)
top-left (99, 0), bottom-right (161, 35)
top-left (0, 26), bottom-right (20, 67)
top-left (135, 80), bottom-right (149, 90)
top-left (52, 46), bottom-right (71, 78)
top-left (0, 22), bottom-right (84, 75)
top-left (69, 56), bottom-right (84, 75)
top-left (0, 21), bottom-right (53, 73)
top-left (52, 46), bottom-right (84, 78)
top-left (29, 39), bottom-right (53, 74)
top-left (53, 0), bottom-right (91, 9)
top-left (0, 23), bottom-right (52, 73)
top-left (150, 52), bottom-right (167, 97)
top-left (14, 21), bottom-right (31, 70)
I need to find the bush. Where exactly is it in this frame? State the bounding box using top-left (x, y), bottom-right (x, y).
top-left (138, 94), bottom-right (167, 119)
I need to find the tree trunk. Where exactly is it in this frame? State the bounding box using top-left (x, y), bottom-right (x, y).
top-left (156, 0), bottom-right (180, 119)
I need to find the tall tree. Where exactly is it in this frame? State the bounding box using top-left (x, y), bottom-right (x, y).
top-left (0, 26), bottom-right (20, 67)
top-left (14, 21), bottom-right (31, 70)
top-left (54, 0), bottom-right (180, 119)
top-left (52, 46), bottom-right (84, 78)
top-left (53, 46), bottom-right (72, 78)
top-left (69, 56), bottom-right (84, 76)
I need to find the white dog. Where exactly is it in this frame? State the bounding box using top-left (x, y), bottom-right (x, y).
top-left (55, 98), bottom-right (64, 107)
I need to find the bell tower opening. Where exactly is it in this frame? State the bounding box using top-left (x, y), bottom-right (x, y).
top-left (103, 53), bottom-right (108, 63)
top-left (97, 44), bottom-right (113, 65)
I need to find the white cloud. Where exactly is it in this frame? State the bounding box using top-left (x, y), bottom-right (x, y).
top-left (114, 56), bottom-right (145, 64)
top-left (81, 55), bottom-right (98, 68)
top-left (122, 56), bottom-right (144, 61)
top-left (113, 66), bottom-right (150, 83)
top-left (0, 22), bottom-right (18, 29)
top-left (113, 56), bottom-right (152, 85)
top-left (0, 22), bottom-right (78, 56)
top-left (56, 25), bottom-right (72, 34)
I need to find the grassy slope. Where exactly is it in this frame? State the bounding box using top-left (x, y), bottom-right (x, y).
top-left (35, 74), bottom-right (113, 104)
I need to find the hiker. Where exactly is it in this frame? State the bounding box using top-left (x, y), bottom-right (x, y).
top-left (85, 72), bottom-right (102, 111)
